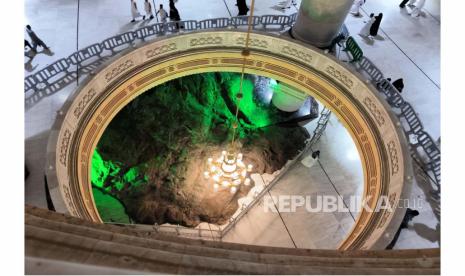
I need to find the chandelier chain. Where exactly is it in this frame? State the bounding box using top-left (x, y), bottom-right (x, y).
top-left (231, 0), bottom-right (256, 147)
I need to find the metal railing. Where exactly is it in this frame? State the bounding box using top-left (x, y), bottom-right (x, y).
top-left (103, 107), bottom-right (333, 240)
top-left (308, 107), bottom-right (331, 146)
top-left (29, 16), bottom-right (440, 238)
top-left (221, 107), bottom-right (331, 235)
top-left (24, 14), bottom-right (297, 110)
top-left (343, 48), bottom-right (440, 192)
top-left (106, 221), bottom-right (222, 241)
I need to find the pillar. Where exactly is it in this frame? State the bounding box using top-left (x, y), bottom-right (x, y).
top-left (271, 82), bottom-right (307, 112)
top-left (291, 0), bottom-right (354, 48)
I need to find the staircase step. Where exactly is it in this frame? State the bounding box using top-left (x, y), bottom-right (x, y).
top-left (25, 205), bottom-right (439, 259)
top-left (26, 224), bottom-right (438, 275)
top-left (26, 213), bottom-right (439, 269)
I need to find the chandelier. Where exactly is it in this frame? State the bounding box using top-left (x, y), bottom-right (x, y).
top-left (203, 149), bottom-right (253, 193)
top-left (203, 0), bottom-right (257, 194)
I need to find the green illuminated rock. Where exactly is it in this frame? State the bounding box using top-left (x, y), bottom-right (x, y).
top-left (92, 187), bottom-right (130, 223)
top-left (91, 72), bottom-right (310, 226)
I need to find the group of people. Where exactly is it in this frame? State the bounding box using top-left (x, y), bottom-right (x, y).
top-left (354, 0), bottom-right (427, 39)
top-left (130, 0), bottom-right (179, 24)
top-left (349, 0), bottom-right (383, 38)
top-left (358, 12), bottom-right (383, 38)
top-left (350, 0), bottom-right (429, 94)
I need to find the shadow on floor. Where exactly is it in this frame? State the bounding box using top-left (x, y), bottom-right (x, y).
top-left (25, 58), bottom-right (38, 72)
top-left (269, 5), bottom-right (290, 13)
top-left (358, 35), bottom-right (375, 46)
top-left (413, 222), bottom-right (440, 245)
top-left (24, 48), bottom-right (55, 72)
top-left (412, 159), bottom-right (440, 221)
top-left (120, 21), bottom-right (138, 33)
top-left (373, 35), bottom-right (385, 41)
top-left (25, 130), bottom-right (51, 209)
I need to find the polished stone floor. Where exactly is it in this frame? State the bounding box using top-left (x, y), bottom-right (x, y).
top-left (24, 0), bottom-right (440, 250)
top-left (223, 113), bottom-right (362, 249)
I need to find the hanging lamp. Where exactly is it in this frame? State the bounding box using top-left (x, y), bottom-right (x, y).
top-left (204, 0), bottom-right (256, 193)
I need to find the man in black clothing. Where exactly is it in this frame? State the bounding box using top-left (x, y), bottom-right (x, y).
top-left (392, 78), bottom-right (404, 93)
top-left (399, 0), bottom-right (416, 8)
top-left (26, 25), bottom-right (49, 51)
top-left (169, 0), bottom-right (181, 29)
top-left (376, 77), bottom-right (405, 93)
top-left (400, 0), bottom-right (409, 8)
top-left (24, 39), bottom-right (32, 50)
top-left (386, 208), bottom-right (420, 249)
top-left (237, 0), bottom-right (249, 16)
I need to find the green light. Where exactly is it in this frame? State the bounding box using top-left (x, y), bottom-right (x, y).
top-left (91, 149), bottom-right (109, 188)
top-left (90, 72), bottom-right (304, 225)
top-left (229, 75), bottom-right (272, 129)
top-left (93, 187), bottom-right (130, 223)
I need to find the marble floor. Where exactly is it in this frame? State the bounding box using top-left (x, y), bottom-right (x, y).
top-left (223, 113), bottom-right (362, 249)
top-left (223, 109), bottom-right (439, 249)
top-left (24, 0), bottom-right (440, 250)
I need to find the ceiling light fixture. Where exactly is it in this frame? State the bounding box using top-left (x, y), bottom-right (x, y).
top-left (204, 0), bottom-right (256, 194)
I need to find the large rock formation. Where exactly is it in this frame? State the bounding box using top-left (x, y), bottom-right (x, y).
top-left (92, 72), bottom-right (310, 226)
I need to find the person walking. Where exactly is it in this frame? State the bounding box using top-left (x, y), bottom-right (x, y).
top-left (399, 0), bottom-right (416, 8)
top-left (358, 13), bottom-right (375, 37)
top-left (280, 0), bottom-right (296, 10)
top-left (392, 78), bottom-right (404, 93)
top-left (237, 0), bottom-right (249, 16)
top-left (24, 39), bottom-right (36, 59)
top-left (350, 0), bottom-right (366, 17)
top-left (24, 39), bottom-right (35, 52)
top-left (143, 0), bottom-right (154, 20)
top-left (301, 150), bottom-right (320, 168)
top-left (169, 0), bottom-right (181, 29)
top-left (410, 0), bottom-right (426, 17)
top-left (369, 13), bottom-right (383, 37)
top-left (156, 4), bottom-right (168, 23)
top-left (386, 208), bottom-right (419, 249)
top-left (26, 25), bottom-right (49, 51)
top-left (130, 0), bottom-right (143, 22)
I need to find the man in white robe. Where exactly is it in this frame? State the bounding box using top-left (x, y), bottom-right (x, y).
top-left (130, 0), bottom-right (142, 22)
top-left (410, 0), bottom-right (426, 17)
top-left (301, 151), bottom-right (320, 168)
top-left (358, 13), bottom-right (375, 37)
top-left (350, 0), bottom-right (365, 17)
top-left (400, 0), bottom-right (416, 8)
top-left (156, 4), bottom-right (168, 23)
top-left (144, 0), bottom-right (154, 20)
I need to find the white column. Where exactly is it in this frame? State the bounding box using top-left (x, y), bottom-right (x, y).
top-left (291, 0), bottom-right (355, 48)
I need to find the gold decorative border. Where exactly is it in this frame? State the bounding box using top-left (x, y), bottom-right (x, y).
top-left (49, 31), bottom-right (412, 250)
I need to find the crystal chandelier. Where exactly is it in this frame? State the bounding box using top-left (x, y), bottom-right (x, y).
top-left (204, 149), bottom-right (253, 193)
top-left (204, 0), bottom-right (257, 194)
